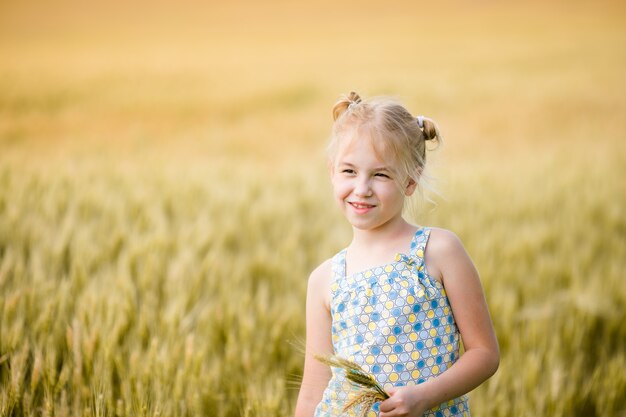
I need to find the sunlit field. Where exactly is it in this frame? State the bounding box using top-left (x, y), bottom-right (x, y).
top-left (1, 0), bottom-right (625, 416)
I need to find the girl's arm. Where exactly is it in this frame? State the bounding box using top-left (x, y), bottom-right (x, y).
top-left (379, 229), bottom-right (500, 417)
top-left (295, 260), bottom-right (334, 417)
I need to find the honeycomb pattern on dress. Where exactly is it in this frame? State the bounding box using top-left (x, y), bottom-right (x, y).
top-left (314, 228), bottom-right (470, 417)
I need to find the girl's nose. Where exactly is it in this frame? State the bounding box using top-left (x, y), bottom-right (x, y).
top-left (354, 176), bottom-right (373, 197)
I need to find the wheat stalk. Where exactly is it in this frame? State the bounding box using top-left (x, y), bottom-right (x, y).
top-left (314, 354), bottom-right (389, 416)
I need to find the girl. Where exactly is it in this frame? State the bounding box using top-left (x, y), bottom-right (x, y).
top-left (295, 92), bottom-right (499, 417)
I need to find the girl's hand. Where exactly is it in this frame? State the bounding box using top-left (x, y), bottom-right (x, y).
top-left (378, 385), bottom-right (428, 417)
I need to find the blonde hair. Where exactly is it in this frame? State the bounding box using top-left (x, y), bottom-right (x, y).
top-left (328, 91), bottom-right (442, 196)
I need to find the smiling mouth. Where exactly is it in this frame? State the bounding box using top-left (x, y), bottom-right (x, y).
top-left (349, 202), bottom-right (376, 209)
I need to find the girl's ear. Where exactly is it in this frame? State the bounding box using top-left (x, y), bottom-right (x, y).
top-left (405, 167), bottom-right (422, 196)
top-left (405, 178), bottom-right (418, 196)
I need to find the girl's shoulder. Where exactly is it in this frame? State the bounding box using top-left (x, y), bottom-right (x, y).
top-left (307, 258), bottom-right (334, 310)
top-left (423, 227), bottom-right (471, 283)
top-left (308, 258), bottom-right (333, 284)
top-left (425, 227), bottom-right (465, 252)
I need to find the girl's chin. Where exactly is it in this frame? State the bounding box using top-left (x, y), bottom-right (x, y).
top-left (346, 218), bottom-right (383, 230)
top-left (344, 213), bottom-right (403, 231)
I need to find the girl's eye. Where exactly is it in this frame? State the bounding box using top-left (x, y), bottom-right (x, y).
top-left (375, 172), bottom-right (390, 178)
top-left (341, 169), bottom-right (355, 174)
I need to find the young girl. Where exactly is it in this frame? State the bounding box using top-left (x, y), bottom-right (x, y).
top-left (295, 92), bottom-right (499, 417)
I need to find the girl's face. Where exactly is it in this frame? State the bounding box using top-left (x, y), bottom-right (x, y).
top-left (331, 133), bottom-right (416, 232)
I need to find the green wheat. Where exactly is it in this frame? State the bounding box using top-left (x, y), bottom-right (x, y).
top-left (315, 354), bottom-right (389, 416)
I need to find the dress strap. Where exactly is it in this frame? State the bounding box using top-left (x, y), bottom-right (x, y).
top-left (330, 249), bottom-right (347, 289)
top-left (409, 227), bottom-right (431, 270)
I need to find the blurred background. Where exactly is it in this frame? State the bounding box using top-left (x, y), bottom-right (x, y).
top-left (1, 0), bottom-right (625, 416)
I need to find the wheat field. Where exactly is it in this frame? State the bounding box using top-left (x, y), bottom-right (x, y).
top-left (1, 0), bottom-right (625, 416)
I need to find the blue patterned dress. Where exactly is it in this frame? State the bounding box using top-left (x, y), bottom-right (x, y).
top-left (314, 227), bottom-right (470, 417)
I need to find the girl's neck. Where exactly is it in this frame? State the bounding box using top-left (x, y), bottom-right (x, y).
top-left (349, 217), bottom-right (416, 253)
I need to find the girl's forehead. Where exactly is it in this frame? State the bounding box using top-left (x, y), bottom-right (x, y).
top-left (335, 129), bottom-right (395, 167)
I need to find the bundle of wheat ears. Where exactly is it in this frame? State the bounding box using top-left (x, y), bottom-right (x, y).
top-left (315, 354), bottom-right (390, 417)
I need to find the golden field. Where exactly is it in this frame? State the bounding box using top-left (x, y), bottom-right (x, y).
top-left (1, 0), bottom-right (625, 415)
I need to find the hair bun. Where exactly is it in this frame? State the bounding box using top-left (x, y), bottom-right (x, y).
top-left (419, 116), bottom-right (441, 144)
top-left (332, 91), bottom-right (362, 121)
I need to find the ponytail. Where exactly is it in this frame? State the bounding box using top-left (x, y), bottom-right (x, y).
top-left (417, 116), bottom-right (442, 147)
top-left (332, 91), bottom-right (362, 121)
